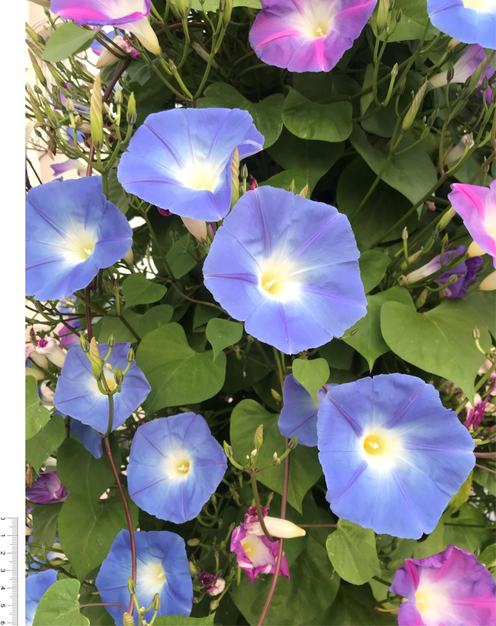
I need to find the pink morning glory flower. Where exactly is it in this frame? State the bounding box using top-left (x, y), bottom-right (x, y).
top-left (249, 0), bottom-right (377, 73)
top-left (391, 545), bottom-right (496, 626)
top-left (448, 180), bottom-right (496, 268)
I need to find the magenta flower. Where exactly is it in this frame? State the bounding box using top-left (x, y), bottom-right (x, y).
top-left (231, 524), bottom-right (289, 584)
top-left (465, 382), bottom-right (496, 430)
top-left (391, 545), bottom-right (496, 626)
top-left (198, 572), bottom-right (226, 596)
top-left (449, 180), bottom-right (496, 267)
top-left (26, 471), bottom-right (69, 505)
top-left (430, 45), bottom-right (494, 90)
top-left (249, 0), bottom-right (377, 73)
top-left (51, 0), bottom-right (150, 26)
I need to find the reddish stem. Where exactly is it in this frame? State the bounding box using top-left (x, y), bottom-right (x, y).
top-left (257, 440), bottom-right (290, 626)
top-left (475, 463), bottom-right (496, 475)
top-left (104, 437), bottom-right (137, 616)
top-left (474, 451), bottom-right (496, 458)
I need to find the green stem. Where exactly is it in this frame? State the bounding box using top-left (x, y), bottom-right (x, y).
top-left (250, 473), bottom-right (276, 542)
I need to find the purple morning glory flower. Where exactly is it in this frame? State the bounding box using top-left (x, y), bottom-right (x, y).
top-left (317, 374), bottom-right (475, 539)
top-left (53, 343), bottom-right (151, 433)
top-left (391, 545), bottom-right (496, 626)
top-left (26, 177), bottom-right (133, 301)
top-left (26, 471), bottom-right (69, 505)
top-left (404, 246), bottom-right (482, 298)
top-left (127, 413), bottom-right (227, 524)
top-left (117, 108), bottom-right (264, 222)
top-left (26, 570), bottom-right (58, 626)
top-left (278, 374), bottom-right (327, 446)
top-left (230, 507), bottom-right (290, 584)
top-left (51, 0), bottom-right (151, 25)
top-left (429, 44), bottom-right (494, 91)
top-left (95, 529), bottom-right (193, 624)
top-left (449, 181), bottom-right (496, 268)
top-left (198, 572), bottom-right (226, 596)
top-left (427, 0), bottom-right (496, 49)
top-left (203, 187), bottom-right (367, 354)
top-left (249, 0), bottom-right (377, 73)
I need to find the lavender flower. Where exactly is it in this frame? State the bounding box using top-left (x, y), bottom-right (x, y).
top-left (26, 472), bottom-right (69, 505)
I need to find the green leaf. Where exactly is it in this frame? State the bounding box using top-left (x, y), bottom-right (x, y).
top-left (319, 340), bottom-right (355, 371)
top-left (230, 400), bottom-right (322, 513)
top-left (231, 536), bottom-right (339, 626)
top-left (58, 492), bottom-right (138, 580)
top-left (57, 438), bottom-right (115, 501)
top-left (42, 22), bottom-right (97, 62)
top-left (165, 234), bottom-right (204, 279)
top-left (473, 465), bottom-right (496, 496)
top-left (199, 83), bottom-right (284, 148)
top-left (282, 88), bottom-right (353, 143)
top-left (93, 305), bottom-right (174, 343)
top-left (370, 0), bottom-right (438, 42)
top-left (337, 158), bottom-right (419, 250)
top-left (33, 579), bottom-right (89, 626)
top-left (154, 616), bottom-right (215, 625)
top-left (260, 170), bottom-right (309, 194)
top-left (136, 323), bottom-right (227, 412)
top-left (349, 125), bottom-right (437, 205)
top-left (465, 291), bottom-right (496, 337)
top-left (268, 128), bottom-right (344, 194)
top-left (31, 503), bottom-right (63, 556)
top-left (189, 0), bottom-right (260, 10)
top-left (479, 544), bottom-right (496, 570)
top-left (26, 376), bottom-right (51, 440)
top-left (381, 299), bottom-right (491, 402)
top-left (344, 287), bottom-right (415, 370)
top-left (26, 415), bottom-right (66, 472)
top-left (206, 318), bottom-right (244, 360)
top-left (122, 273), bottom-right (167, 308)
top-left (326, 520), bottom-right (381, 585)
top-left (292, 358), bottom-right (330, 400)
top-left (446, 472), bottom-right (472, 514)
top-left (442, 503), bottom-right (493, 553)
top-left (107, 168), bottom-right (130, 215)
top-left (359, 250), bottom-right (391, 294)
top-left (315, 582), bottom-right (396, 625)
top-left (413, 520), bottom-right (445, 559)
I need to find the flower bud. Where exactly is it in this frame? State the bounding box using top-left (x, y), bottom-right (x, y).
top-left (479, 271), bottom-right (496, 292)
top-left (152, 593), bottom-right (161, 611)
top-left (127, 92), bottom-right (137, 126)
top-left (96, 47), bottom-right (121, 69)
top-left (89, 337), bottom-right (104, 378)
top-left (127, 347), bottom-right (135, 363)
top-left (240, 164), bottom-right (249, 180)
top-left (127, 577), bottom-right (136, 595)
top-left (114, 87), bottom-right (123, 106)
top-left (223, 0), bottom-right (233, 25)
top-left (288, 179), bottom-right (296, 194)
top-left (123, 613), bottom-right (135, 626)
top-left (187, 538), bottom-right (201, 546)
top-left (189, 561), bottom-right (199, 575)
top-left (253, 516), bottom-right (306, 539)
top-left (123, 248), bottom-right (134, 266)
top-left (402, 81), bottom-right (427, 132)
top-left (271, 388), bottom-right (282, 402)
top-left (114, 366), bottom-right (124, 387)
top-left (231, 147), bottom-right (240, 208)
top-left (36, 337), bottom-right (66, 368)
top-left (288, 436), bottom-right (298, 450)
top-left (254, 424), bottom-right (264, 449)
top-left (402, 227), bottom-right (408, 241)
top-left (90, 75), bottom-right (104, 150)
top-left (108, 335), bottom-right (115, 348)
top-left (80, 335), bottom-right (90, 353)
top-left (299, 184), bottom-right (309, 198)
top-left (415, 288), bottom-right (428, 309)
top-left (223, 441), bottom-right (233, 458)
top-left (395, 7), bottom-right (402, 22)
top-left (181, 217), bottom-right (208, 245)
top-left (126, 18), bottom-right (161, 56)
top-left (376, 0), bottom-right (389, 34)
top-left (28, 50), bottom-right (47, 87)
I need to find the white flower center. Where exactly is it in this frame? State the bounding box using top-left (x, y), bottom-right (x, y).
top-left (63, 229), bottom-right (97, 264)
top-left (414, 584), bottom-right (450, 621)
top-left (178, 160), bottom-right (220, 192)
top-left (164, 451), bottom-right (192, 481)
top-left (260, 258), bottom-right (301, 301)
top-left (359, 427), bottom-right (404, 470)
top-left (141, 561), bottom-right (167, 595)
top-left (241, 535), bottom-right (273, 567)
top-left (462, 0), bottom-right (495, 11)
top-left (294, 2), bottom-right (338, 39)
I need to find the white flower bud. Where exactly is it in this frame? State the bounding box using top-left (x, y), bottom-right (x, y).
top-left (479, 271), bottom-right (496, 292)
top-left (35, 338), bottom-right (66, 368)
top-left (181, 217), bottom-right (208, 245)
top-left (252, 516), bottom-right (306, 539)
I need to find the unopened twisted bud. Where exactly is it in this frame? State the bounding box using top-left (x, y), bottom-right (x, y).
top-left (231, 147), bottom-right (240, 208)
top-left (90, 75), bottom-right (104, 150)
top-left (123, 613), bottom-right (135, 626)
top-left (402, 81), bottom-right (427, 131)
top-left (254, 424), bottom-right (264, 449)
top-left (127, 92), bottom-right (137, 126)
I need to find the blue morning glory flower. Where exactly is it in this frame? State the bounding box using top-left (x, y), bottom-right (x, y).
top-left (427, 0), bottom-right (496, 49)
top-left (26, 178), bottom-right (132, 301)
top-left (95, 529), bottom-right (193, 624)
top-left (70, 418), bottom-right (103, 459)
top-left (127, 413), bottom-right (227, 524)
top-left (203, 187), bottom-right (367, 354)
top-left (53, 343), bottom-right (151, 433)
top-left (117, 108), bottom-right (264, 221)
top-left (26, 570), bottom-right (58, 626)
top-left (317, 374), bottom-right (475, 539)
top-left (278, 374), bottom-right (327, 447)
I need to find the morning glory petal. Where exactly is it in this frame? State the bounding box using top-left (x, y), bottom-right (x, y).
top-left (26, 178), bottom-right (132, 301)
top-left (427, 0), bottom-right (496, 49)
top-left (96, 529), bottom-right (193, 624)
top-left (26, 570), bottom-right (58, 626)
top-left (127, 413), bottom-right (227, 524)
top-left (117, 108), bottom-right (264, 221)
top-left (51, 0), bottom-right (151, 26)
top-left (278, 374), bottom-right (326, 446)
top-left (317, 374), bottom-right (475, 539)
top-left (203, 187), bottom-right (367, 354)
top-left (53, 343), bottom-right (151, 433)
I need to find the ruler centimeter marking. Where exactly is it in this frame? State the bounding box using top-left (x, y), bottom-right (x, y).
top-left (0, 518), bottom-right (18, 626)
